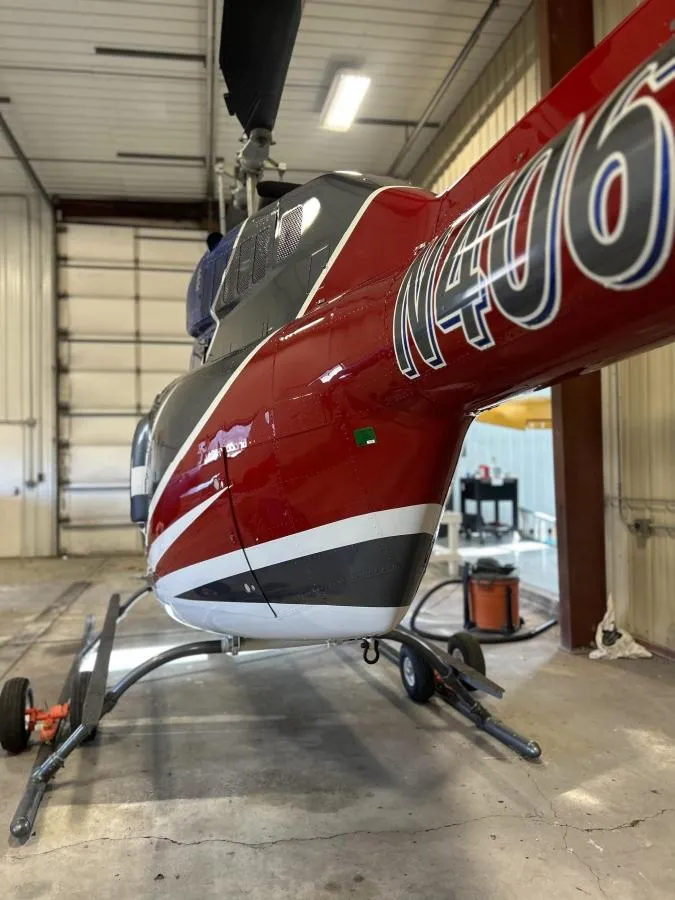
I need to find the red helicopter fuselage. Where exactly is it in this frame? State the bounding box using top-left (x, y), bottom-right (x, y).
top-left (141, 0), bottom-right (675, 641)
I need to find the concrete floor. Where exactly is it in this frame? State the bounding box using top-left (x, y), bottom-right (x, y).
top-left (0, 557), bottom-right (673, 899)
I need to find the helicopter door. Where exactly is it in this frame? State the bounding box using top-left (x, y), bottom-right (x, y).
top-left (148, 449), bottom-right (277, 630)
top-left (217, 448), bottom-right (276, 615)
top-left (223, 314), bottom-right (335, 615)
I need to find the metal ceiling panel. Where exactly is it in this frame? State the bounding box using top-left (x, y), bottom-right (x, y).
top-left (1, 0), bottom-right (531, 198)
top-left (216, 0), bottom-right (532, 182)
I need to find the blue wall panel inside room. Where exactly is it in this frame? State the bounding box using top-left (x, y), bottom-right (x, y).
top-left (453, 422), bottom-right (556, 518)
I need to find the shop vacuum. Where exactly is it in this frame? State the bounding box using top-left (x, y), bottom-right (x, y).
top-left (411, 558), bottom-right (558, 645)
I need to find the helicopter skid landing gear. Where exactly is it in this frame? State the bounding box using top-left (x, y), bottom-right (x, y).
top-left (5, 586), bottom-right (253, 843)
top-left (4, 588), bottom-right (540, 843)
top-left (383, 625), bottom-right (542, 761)
top-left (4, 588), bottom-right (342, 842)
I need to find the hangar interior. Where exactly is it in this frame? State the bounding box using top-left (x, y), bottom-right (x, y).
top-left (1, 0), bottom-right (674, 897)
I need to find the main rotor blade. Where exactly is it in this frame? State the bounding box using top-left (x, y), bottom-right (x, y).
top-left (219, 0), bottom-right (302, 135)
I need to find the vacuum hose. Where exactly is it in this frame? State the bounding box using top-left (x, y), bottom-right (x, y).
top-left (409, 577), bottom-right (558, 645)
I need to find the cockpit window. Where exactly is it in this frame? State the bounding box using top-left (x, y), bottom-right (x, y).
top-left (209, 173), bottom-right (400, 362)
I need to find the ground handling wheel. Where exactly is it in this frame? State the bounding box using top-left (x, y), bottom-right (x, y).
top-left (447, 632), bottom-right (486, 691)
top-left (0, 677), bottom-right (34, 754)
top-left (69, 671), bottom-right (97, 742)
top-left (399, 646), bottom-right (436, 703)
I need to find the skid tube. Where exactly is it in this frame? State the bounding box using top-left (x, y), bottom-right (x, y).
top-left (9, 593), bottom-right (539, 842)
top-left (9, 583), bottom-right (154, 842)
top-left (8, 589), bottom-right (336, 843)
top-left (383, 625), bottom-right (542, 761)
top-left (8, 585), bottom-right (228, 843)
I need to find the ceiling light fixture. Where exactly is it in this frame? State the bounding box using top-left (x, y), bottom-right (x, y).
top-left (320, 70), bottom-right (371, 132)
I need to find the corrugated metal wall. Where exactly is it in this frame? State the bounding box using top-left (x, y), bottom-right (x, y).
top-left (0, 188), bottom-right (56, 557)
top-left (593, 0), bottom-right (642, 44)
top-left (595, 0), bottom-right (675, 651)
top-left (57, 223), bottom-right (203, 555)
top-left (412, 5), bottom-right (540, 192)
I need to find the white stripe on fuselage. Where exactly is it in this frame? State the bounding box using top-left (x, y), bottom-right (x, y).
top-left (154, 502), bottom-right (442, 599)
top-left (245, 503), bottom-right (441, 570)
top-left (295, 183), bottom-right (428, 319)
top-left (147, 330), bottom-right (280, 529)
top-left (156, 546), bottom-right (251, 598)
top-left (148, 487), bottom-right (226, 570)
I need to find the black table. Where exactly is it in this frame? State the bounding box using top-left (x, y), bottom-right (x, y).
top-left (459, 477), bottom-right (518, 542)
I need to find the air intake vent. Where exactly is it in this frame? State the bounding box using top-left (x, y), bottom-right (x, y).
top-left (253, 226), bottom-right (272, 283)
top-left (222, 250), bottom-right (237, 305)
top-left (236, 237), bottom-right (254, 294)
top-left (276, 205), bottom-right (303, 264)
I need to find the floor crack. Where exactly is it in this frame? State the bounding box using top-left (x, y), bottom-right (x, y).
top-left (8, 808), bottom-right (673, 861)
top-left (566, 807), bottom-right (674, 835)
top-left (563, 823), bottom-right (607, 897)
top-left (8, 812), bottom-right (537, 859)
top-left (523, 764), bottom-right (556, 820)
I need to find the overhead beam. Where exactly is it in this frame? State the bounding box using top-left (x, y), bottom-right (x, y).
top-left (536, 0), bottom-right (605, 651)
top-left (94, 47), bottom-right (206, 64)
top-left (356, 117), bottom-right (440, 129)
top-left (0, 112), bottom-right (51, 207)
top-left (56, 196), bottom-right (216, 227)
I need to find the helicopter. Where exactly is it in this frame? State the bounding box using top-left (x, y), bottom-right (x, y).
top-left (129, 0), bottom-right (675, 645)
top-left (4, 0), bottom-right (675, 844)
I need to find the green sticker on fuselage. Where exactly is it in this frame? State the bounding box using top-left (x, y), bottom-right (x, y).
top-left (354, 426), bottom-right (377, 447)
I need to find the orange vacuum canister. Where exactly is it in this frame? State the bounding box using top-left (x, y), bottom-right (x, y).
top-left (467, 560), bottom-right (520, 633)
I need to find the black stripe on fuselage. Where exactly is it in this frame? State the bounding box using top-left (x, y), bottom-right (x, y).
top-left (176, 533), bottom-right (433, 607)
top-left (176, 570), bottom-right (269, 603)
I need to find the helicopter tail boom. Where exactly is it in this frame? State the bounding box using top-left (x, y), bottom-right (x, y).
top-left (392, 25), bottom-right (675, 416)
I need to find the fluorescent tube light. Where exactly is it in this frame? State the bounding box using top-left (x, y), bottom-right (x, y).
top-left (320, 71), bottom-right (371, 132)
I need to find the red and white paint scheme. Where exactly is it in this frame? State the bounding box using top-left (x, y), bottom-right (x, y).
top-left (141, 1), bottom-right (675, 642)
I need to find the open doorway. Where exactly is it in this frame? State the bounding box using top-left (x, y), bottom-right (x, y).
top-left (447, 388), bottom-right (559, 605)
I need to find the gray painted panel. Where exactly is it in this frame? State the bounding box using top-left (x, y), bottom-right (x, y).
top-left (209, 173), bottom-right (400, 360)
top-left (177, 533), bottom-right (433, 609)
top-left (144, 341), bottom-right (258, 501)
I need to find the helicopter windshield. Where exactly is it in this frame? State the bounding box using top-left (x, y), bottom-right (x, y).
top-left (186, 225), bottom-right (242, 342)
top-left (207, 172), bottom-right (403, 361)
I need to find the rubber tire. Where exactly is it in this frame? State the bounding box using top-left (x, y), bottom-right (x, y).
top-left (69, 671), bottom-right (97, 742)
top-left (399, 646), bottom-right (436, 703)
top-left (0, 677), bottom-right (34, 754)
top-left (447, 632), bottom-right (486, 691)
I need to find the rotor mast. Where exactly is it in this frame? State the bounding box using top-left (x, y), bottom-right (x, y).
top-left (219, 0), bottom-right (302, 217)
top-left (239, 128), bottom-right (272, 215)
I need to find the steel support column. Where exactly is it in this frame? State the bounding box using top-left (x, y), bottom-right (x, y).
top-left (0, 114), bottom-right (51, 207)
top-left (204, 0), bottom-right (218, 202)
top-left (537, 0), bottom-right (605, 650)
